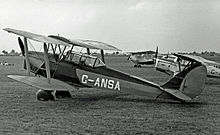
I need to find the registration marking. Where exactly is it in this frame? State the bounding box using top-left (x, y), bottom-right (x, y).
top-left (88, 79), bottom-right (94, 82)
top-left (81, 74), bottom-right (120, 91)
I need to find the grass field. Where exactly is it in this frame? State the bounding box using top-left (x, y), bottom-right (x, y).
top-left (0, 55), bottom-right (220, 134)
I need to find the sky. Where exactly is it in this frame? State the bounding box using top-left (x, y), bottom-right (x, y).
top-left (0, 0), bottom-right (220, 53)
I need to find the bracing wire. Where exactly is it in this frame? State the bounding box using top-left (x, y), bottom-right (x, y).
top-left (27, 39), bottom-right (44, 63)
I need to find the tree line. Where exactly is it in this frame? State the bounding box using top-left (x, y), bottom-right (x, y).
top-left (1, 50), bottom-right (20, 56)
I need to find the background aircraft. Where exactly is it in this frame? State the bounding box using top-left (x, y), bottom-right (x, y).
top-left (0, 61), bottom-right (14, 66)
top-left (4, 28), bottom-right (207, 102)
top-left (155, 54), bottom-right (220, 78)
top-left (127, 47), bottom-right (158, 67)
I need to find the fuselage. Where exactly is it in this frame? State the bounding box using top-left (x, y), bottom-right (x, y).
top-left (129, 54), bottom-right (154, 66)
top-left (28, 51), bottom-right (164, 98)
top-left (205, 62), bottom-right (220, 78)
top-left (155, 55), bottom-right (220, 78)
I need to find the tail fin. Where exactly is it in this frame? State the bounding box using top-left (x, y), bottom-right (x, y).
top-left (160, 54), bottom-right (207, 101)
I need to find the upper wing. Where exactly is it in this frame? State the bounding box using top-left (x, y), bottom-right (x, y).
top-left (173, 53), bottom-right (203, 64)
top-left (73, 39), bottom-right (121, 51)
top-left (49, 35), bottom-right (121, 51)
top-left (129, 50), bottom-right (156, 55)
top-left (3, 28), bottom-right (70, 46)
top-left (183, 54), bottom-right (220, 65)
top-left (8, 75), bottom-right (76, 91)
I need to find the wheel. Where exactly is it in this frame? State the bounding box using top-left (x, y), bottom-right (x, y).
top-left (137, 65), bottom-right (141, 67)
top-left (36, 89), bottom-right (55, 101)
top-left (134, 65), bottom-right (137, 67)
top-left (55, 91), bottom-right (72, 99)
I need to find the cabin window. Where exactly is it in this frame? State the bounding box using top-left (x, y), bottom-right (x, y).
top-left (168, 56), bottom-right (177, 61)
top-left (79, 56), bottom-right (96, 67)
top-left (72, 54), bottom-right (81, 63)
top-left (213, 65), bottom-right (220, 69)
top-left (64, 51), bottom-right (105, 67)
top-left (65, 53), bottom-right (81, 64)
top-left (94, 58), bottom-right (105, 67)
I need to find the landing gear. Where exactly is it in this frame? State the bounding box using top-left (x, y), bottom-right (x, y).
top-left (36, 90), bottom-right (55, 101)
top-left (134, 64), bottom-right (141, 68)
top-left (55, 91), bottom-right (72, 99)
top-left (36, 90), bottom-right (72, 101)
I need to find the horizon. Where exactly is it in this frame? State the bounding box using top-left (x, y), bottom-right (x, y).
top-left (1, 0), bottom-right (220, 53)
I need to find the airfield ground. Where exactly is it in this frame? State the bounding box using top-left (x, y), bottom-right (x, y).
top-left (0, 55), bottom-right (220, 134)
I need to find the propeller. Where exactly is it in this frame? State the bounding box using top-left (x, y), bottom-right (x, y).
top-left (155, 46), bottom-right (158, 59)
top-left (18, 37), bottom-right (25, 56)
top-left (127, 55), bottom-right (131, 60)
top-left (153, 46), bottom-right (158, 63)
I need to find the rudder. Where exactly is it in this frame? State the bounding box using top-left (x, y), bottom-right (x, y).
top-left (179, 65), bottom-right (207, 99)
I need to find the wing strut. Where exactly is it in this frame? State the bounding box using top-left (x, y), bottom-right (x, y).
top-left (23, 37), bottom-right (31, 76)
top-left (43, 43), bottom-right (51, 83)
top-left (87, 48), bottom-right (90, 55)
top-left (100, 49), bottom-right (105, 64)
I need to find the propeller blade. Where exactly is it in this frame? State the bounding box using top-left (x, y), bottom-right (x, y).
top-left (155, 46), bottom-right (158, 59)
top-left (153, 46), bottom-right (158, 63)
top-left (18, 37), bottom-right (25, 56)
top-left (127, 55), bottom-right (131, 60)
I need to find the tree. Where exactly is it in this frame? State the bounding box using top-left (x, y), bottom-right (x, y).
top-left (2, 50), bottom-right (8, 55)
top-left (10, 49), bottom-right (15, 55)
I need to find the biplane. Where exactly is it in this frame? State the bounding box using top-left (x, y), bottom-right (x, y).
top-left (155, 53), bottom-right (220, 78)
top-left (4, 28), bottom-right (207, 102)
top-left (127, 47), bottom-right (158, 67)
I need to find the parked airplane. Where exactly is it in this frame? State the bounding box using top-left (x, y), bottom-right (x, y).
top-left (4, 28), bottom-right (207, 102)
top-left (155, 54), bottom-right (180, 75)
top-left (0, 61), bottom-right (14, 66)
top-left (127, 47), bottom-right (158, 67)
top-left (155, 54), bottom-right (220, 78)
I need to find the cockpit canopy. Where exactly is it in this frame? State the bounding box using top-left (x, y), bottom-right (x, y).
top-left (64, 51), bottom-right (105, 68)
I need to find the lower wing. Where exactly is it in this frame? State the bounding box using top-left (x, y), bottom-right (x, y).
top-left (8, 75), bottom-right (77, 91)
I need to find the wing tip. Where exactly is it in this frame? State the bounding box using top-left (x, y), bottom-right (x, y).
top-left (3, 28), bottom-right (10, 32)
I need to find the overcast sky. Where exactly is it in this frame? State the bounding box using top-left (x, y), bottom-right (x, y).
top-left (0, 0), bottom-right (220, 53)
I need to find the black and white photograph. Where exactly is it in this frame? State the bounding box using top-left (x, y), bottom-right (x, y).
top-left (0, 0), bottom-right (220, 134)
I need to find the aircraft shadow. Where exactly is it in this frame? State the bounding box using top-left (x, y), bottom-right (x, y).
top-left (71, 92), bottom-right (214, 107)
top-left (132, 66), bottom-right (154, 69)
top-left (72, 93), bottom-right (126, 102)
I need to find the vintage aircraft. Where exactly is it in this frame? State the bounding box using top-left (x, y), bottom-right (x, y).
top-left (127, 47), bottom-right (158, 67)
top-left (4, 28), bottom-right (207, 102)
top-left (154, 54), bottom-right (180, 75)
top-left (0, 61), bottom-right (14, 66)
top-left (155, 54), bottom-right (220, 78)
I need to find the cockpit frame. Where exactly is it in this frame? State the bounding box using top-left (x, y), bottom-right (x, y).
top-left (64, 51), bottom-right (105, 68)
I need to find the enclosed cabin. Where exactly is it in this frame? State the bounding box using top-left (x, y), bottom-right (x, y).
top-left (63, 51), bottom-right (105, 68)
top-left (161, 55), bottom-right (178, 62)
top-left (43, 35), bottom-right (121, 82)
top-left (49, 35), bottom-right (121, 67)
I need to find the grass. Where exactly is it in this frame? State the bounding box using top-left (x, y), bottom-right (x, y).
top-left (0, 55), bottom-right (220, 134)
